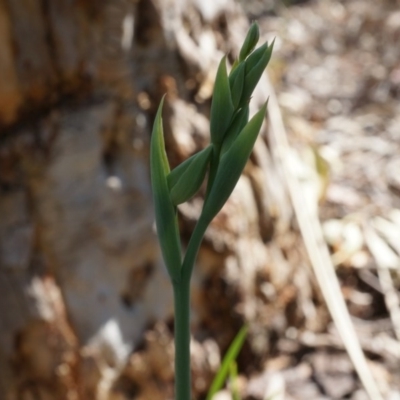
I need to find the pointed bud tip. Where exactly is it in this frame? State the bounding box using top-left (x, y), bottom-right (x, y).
top-left (159, 93), bottom-right (166, 107)
top-left (269, 37), bottom-right (276, 50)
top-left (259, 99), bottom-right (269, 118)
top-left (239, 22), bottom-right (260, 61)
top-left (154, 94), bottom-right (166, 122)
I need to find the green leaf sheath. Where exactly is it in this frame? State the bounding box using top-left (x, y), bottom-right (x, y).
top-left (239, 22), bottom-right (260, 61)
top-left (210, 56), bottom-right (235, 145)
top-left (150, 97), bottom-right (182, 282)
top-left (229, 62), bottom-right (245, 109)
top-left (202, 102), bottom-right (268, 224)
top-left (221, 105), bottom-right (250, 155)
top-left (169, 145), bottom-right (213, 205)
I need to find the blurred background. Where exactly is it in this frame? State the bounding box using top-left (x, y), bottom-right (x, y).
top-left (0, 0), bottom-right (399, 399)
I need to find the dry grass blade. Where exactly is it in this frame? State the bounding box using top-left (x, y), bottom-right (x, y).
top-left (364, 225), bottom-right (400, 342)
top-left (261, 74), bottom-right (384, 400)
top-left (372, 215), bottom-right (400, 257)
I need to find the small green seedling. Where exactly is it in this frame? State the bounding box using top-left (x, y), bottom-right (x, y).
top-left (229, 362), bottom-right (241, 400)
top-left (206, 326), bottom-right (248, 400)
top-left (150, 22), bottom-right (273, 400)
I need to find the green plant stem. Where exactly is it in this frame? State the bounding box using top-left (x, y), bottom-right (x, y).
top-left (172, 216), bottom-right (209, 400)
top-left (173, 280), bottom-right (191, 400)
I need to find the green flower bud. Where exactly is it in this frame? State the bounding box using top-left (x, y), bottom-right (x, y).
top-left (169, 145), bottom-right (213, 205)
top-left (202, 101), bottom-right (268, 224)
top-left (239, 22), bottom-right (260, 62)
top-left (241, 40), bottom-right (274, 105)
top-left (210, 56), bottom-right (234, 145)
top-left (167, 152), bottom-right (198, 190)
top-left (150, 96), bottom-right (182, 281)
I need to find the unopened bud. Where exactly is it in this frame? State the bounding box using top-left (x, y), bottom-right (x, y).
top-left (241, 39), bottom-right (274, 105)
top-left (210, 56), bottom-right (234, 145)
top-left (169, 146), bottom-right (213, 205)
top-left (202, 101), bottom-right (267, 224)
top-left (239, 22), bottom-right (260, 62)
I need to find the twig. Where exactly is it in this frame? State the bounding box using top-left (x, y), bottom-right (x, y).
top-left (260, 74), bottom-right (384, 400)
